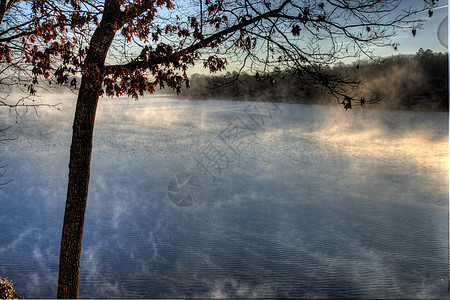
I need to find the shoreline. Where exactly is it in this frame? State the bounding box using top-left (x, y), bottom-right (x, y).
top-left (176, 94), bottom-right (449, 113)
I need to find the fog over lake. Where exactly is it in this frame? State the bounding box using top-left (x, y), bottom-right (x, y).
top-left (0, 94), bottom-right (448, 298)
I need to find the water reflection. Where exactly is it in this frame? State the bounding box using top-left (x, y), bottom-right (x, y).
top-left (0, 95), bottom-right (447, 298)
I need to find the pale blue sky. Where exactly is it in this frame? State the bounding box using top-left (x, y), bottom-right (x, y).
top-left (185, 1), bottom-right (448, 74)
top-left (374, 1), bottom-right (448, 56)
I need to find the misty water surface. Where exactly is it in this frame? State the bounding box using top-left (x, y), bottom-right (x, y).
top-left (0, 94), bottom-right (448, 298)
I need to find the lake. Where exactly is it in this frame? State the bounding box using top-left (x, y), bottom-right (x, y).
top-left (0, 95), bottom-right (448, 298)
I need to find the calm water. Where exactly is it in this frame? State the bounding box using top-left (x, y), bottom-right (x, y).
top-left (0, 95), bottom-right (448, 298)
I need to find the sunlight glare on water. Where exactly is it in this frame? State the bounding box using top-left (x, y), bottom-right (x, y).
top-left (0, 95), bottom-right (447, 298)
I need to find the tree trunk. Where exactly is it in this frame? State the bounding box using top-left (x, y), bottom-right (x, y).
top-left (57, 1), bottom-right (119, 297)
top-left (57, 77), bottom-right (100, 299)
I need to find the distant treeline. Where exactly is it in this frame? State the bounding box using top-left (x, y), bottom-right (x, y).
top-left (183, 49), bottom-right (448, 111)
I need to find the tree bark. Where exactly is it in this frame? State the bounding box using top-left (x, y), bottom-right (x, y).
top-left (57, 76), bottom-right (100, 299)
top-left (57, 0), bottom-right (119, 298)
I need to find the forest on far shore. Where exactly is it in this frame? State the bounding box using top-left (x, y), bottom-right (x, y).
top-left (182, 49), bottom-right (448, 112)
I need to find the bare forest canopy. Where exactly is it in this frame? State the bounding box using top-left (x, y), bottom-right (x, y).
top-left (182, 49), bottom-right (449, 112)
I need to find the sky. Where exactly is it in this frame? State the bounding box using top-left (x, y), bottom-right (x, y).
top-left (185, 0), bottom-right (449, 74)
top-left (376, 1), bottom-right (448, 56)
top-left (11, 0), bottom-right (447, 75)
